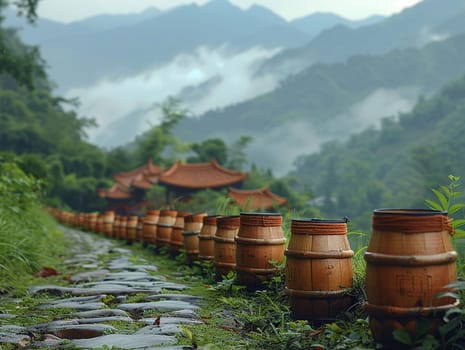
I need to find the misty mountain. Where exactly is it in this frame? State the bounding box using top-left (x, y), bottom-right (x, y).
top-left (260, 0), bottom-right (465, 78)
top-left (6, 0), bottom-right (309, 90)
top-left (290, 72), bottom-right (465, 228)
top-left (6, 0), bottom-right (386, 93)
top-left (82, 45), bottom-right (281, 147)
top-left (290, 12), bottom-right (384, 39)
top-left (72, 7), bottom-right (162, 31)
top-left (174, 32), bottom-right (465, 174)
top-left (4, 6), bottom-right (161, 43)
top-left (81, 0), bottom-right (465, 168)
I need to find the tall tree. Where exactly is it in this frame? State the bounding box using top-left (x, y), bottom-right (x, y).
top-left (137, 98), bottom-right (189, 166)
top-left (188, 138), bottom-right (228, 164)
top-left (0, 0), bottom-right (44, 88)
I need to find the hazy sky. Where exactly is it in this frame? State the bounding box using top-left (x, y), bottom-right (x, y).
top-left (37, 0), bottom-right (423, 22)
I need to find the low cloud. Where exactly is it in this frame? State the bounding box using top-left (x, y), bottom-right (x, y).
top-left (246, 87), bottom-right (420, 176)
top-left (247, 121), bottom-right (330, 176)
top-left (417, 27), bottom-right (450, 46)
top-left (67, 45), bottom-right (281, 147)
top-left (328, 86), bottom-right (420, 136)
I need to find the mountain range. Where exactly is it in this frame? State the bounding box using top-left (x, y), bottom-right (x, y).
top-left (5, 1), bottom-right (382, 90)
top-left (260, 0), bottom-right (465, 77)
top-left (174, 31), bottom-right (465, 174)
top-left (6, 0), bottom-right (465, 177)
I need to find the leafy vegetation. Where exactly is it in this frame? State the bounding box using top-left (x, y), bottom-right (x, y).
top-left (0, 158), bottom-right (67, 289)
top-left (291, 73), bottom-right (465, 231)
top-left (426, 175), bottom-right (465, 239)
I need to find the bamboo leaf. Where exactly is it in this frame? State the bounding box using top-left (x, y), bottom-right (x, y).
top-left (452, 219), bottom-right (465, 228)
top-left (440, 185), bottom-right (451, 198)
top-left (449, 203), bottom-right (465, 215)
top-left (425, 199), bottom-right (443, 211)
top-left (431, 189), bottom-right (448, 210)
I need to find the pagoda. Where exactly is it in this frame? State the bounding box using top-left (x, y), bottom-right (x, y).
top-left (98, 159), bottom-right (163, 215)
top-left (99, 159), bottom-right (248, 212)
top-left (227, 186), bottom-right (288, 211)
top-left (159, 160), bottom-right (248, 203)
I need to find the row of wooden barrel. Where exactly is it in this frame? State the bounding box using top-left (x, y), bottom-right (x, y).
top-left (48, 207), bottom-right (459, 348)
top-left (51, 210), bottom-right (289, 286)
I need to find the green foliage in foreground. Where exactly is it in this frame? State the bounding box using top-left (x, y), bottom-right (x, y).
top-left (0, 160), bottom-right (67, 289)
top-left (426, 174), bottom-right (465, 239)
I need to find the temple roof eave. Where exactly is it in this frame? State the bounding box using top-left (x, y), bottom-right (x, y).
top-left (227, 186), bottom-right (288, 209)
top-left (159, 160), bottom-right (248, 189)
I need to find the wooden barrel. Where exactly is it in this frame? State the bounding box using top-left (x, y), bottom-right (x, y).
top-left (63, 211), bottom-right (71, 226)
top-left (72, 213), bottom-right (80, 227)
top-left (142, 210), bottom-right (160, 246)
top-left (113, 215), bottom-right (121, 238)
top-left (364, 209), bottom-right (458, 348)
top-left (199, 215), bottom-right (221, 260)
top-left (170, 212), bottom-right (191, 254)
top-left (61, 211), bottom-right (73, 225)
top-left (285, 218), bottom-right (354, 322)
top-left (103, 211), bottom-right (115, 238)
top-left (183, 213), bottom-right (208, 262)
top-left (156, 210), bottom-right (177, 248)
top-left (126, 216), bottom-right (138, 243)
top-left (119, 216), bottom-right (128, 240)
top-left (89, 213), bottom-right (98, 232)
top-left (136, 216), bottom-right (144, 242)
top-left (236, 212), bottom-right (286, 288)
top-left (69, 213), bottom-right (76, 226)
top-left (81, 213), bottom-right (88, 230)
top-left (214, 216), bottom-right (240, 278)
top-left (78, 213), bottom-right (85, 230)
top-left (97, 215), bottom-right (104, 234)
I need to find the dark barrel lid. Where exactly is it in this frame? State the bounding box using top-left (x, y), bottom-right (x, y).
top-left (373, 209), bottom-right (447, 216)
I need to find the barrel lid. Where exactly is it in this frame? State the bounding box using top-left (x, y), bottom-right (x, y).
top-left (373, 209), bottom-right (448, 216)
top-left (240, 212), bottom-right (281, 216)
top-left (218, 215), bottom-right (240, 220)
top-left (293, 218), bottom-right (349, 224)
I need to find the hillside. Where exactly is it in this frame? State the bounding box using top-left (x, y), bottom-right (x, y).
top-left (290, 73), bottom-right (465, 229)
top-left (5, 2), bottom-right (385, 91)
top-left (174, 32), bottom-right (465, 173)
top-left (290, 12), bottom-right (384, 39)
top-left (260, 0), bottom-right (465, 78)
top-left (7, 1), bottom-right (309, 89)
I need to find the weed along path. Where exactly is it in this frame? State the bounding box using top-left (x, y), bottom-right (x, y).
top-left (0, 225), bottom-right (213, 349)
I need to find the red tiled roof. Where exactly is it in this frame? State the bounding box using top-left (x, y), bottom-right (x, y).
top-left (98, 183), bottom-right (132, 199)
top-left (159, 160), bottom-right (248, 189)
top-left (228, 186), bottom-right (288, 210)
top-left (113, 159), bottom-right (162, 189)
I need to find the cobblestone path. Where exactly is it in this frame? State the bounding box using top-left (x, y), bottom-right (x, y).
top-left (0, 226), bottom-right (202, 349)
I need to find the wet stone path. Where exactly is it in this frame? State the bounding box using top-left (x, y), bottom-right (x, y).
top-left (0, 226), bottom-right (203, 349)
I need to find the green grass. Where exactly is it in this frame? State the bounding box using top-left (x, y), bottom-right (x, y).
top-left (0, 206), bottom-right (68, 292)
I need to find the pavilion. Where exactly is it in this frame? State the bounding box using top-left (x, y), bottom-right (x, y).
top-left (159, 160), bottom-right (248, 203)
top-left (99, 159), bottom-right (248, 213)
top-left (227, 186), bottom-right (288, 211)
top-left (98, 159), bottom-right (162, 215)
